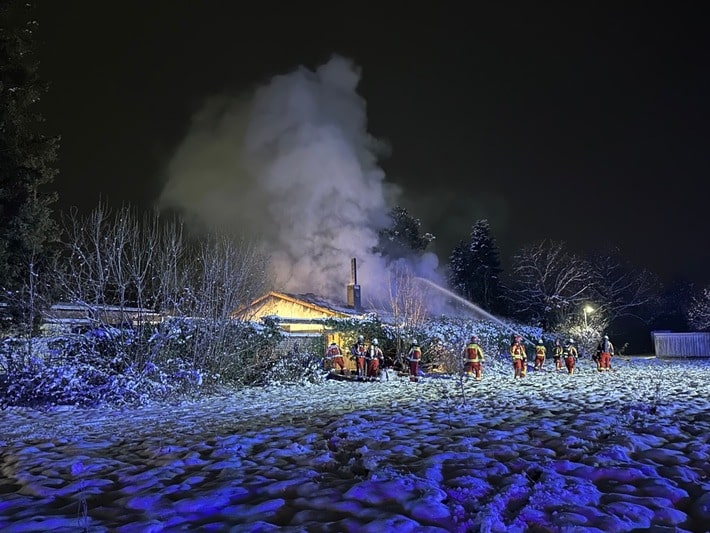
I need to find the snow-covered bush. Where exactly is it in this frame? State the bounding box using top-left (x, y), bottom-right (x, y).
top-left (0, 315), bottom-right (290, 408)
top-left (138, 316), bottom-right (286, 386)
top-left (407, 315), bottom-right (543, 373)
top-left (322, 313), bottom-right (551, 374)
top-left (261, 344), bottom-right (326, 385)
top-left (0, 328), bottom-right (214, 408)
top-left (0, 307), bottom-right (581, 409)
top-left (322, 314), bottom-right (401, 367)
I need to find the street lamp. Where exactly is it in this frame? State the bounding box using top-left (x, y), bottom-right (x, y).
top-left (583, 305), bottom-right (594, 327)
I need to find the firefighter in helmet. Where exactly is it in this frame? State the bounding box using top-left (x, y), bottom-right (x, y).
top-left (564, 338), bottom-right (578, 375)
top-left (511, 334), bottom-right (527, 378)
top-left (464, 335), bottom-right (485, 380)
top-left (407, 339), bottom-right (422, 382)
top-left (366, 338), bottom-right (383, 380)
top-left (351, 335), bottom-right (367, 380)
top-left (553, 339), bottom-right (564, 370)
top-left (534, 339), bottom-right (547, 371)
top-left (597, 334), bottom-right (614, 372)
top-left (325, 341), bottom-right (346, 375)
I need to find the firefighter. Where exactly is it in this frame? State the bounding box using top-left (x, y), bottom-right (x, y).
top-left (464, 335), bottom-right (485, 380)
top-left (350, 335), bottom-right (367, 380)
top-left (407, 339), bottom-right (422, 382)
top-left (593, 343), bottom-right (602, 371)
top-left (511, 334), bottom-right (527, 378)
top-left (534, 339), bottom-right (547, 371)
top-left (564, 339), bottom-right (578, 374)
top-left (463, 335), bottom-right (484, 379)
top-left (553, 339), bottom-right (564, 371)
top-left (597, 334), bottom-right (614, 372)
top-left (366, 338), bottom-right (383, 380)
top-left (325, 341), bottom-right (346, 375)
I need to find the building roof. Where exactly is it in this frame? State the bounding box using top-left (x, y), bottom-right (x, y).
top-left (234, 291), bottom-right (365, 320)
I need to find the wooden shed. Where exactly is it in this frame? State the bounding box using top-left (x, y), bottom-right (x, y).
top-left (233, 291), bottom-right (364, 369)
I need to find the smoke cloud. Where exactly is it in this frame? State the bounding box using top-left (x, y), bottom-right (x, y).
top-left (159, 55), bottom-right (440, 306)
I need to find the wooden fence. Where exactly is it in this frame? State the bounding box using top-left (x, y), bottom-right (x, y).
top-left (651, 331), bottom-right (710, 358)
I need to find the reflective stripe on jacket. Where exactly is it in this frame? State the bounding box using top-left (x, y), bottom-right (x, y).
top-left (367, 346), bottom-right (383, 360)
top-left (465, 343), bottom-right (484, 362)
top-left (510, 344), bottom-right (526, 360)
top-left (326, 346), bottom-right (341, 358)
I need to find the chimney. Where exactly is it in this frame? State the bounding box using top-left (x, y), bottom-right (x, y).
top-left (346, 257), bottom-right (362, 311)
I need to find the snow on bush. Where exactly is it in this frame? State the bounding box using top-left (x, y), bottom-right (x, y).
top-left (0, 312), bottom-right (573, 408)
top-left (0, 317), bottom-right (285, 408)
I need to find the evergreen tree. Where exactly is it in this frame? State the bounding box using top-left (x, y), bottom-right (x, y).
top-left (0, 1), bottom-right (59, 294)
top-left (448, 241), bottom-right (471, 296)
top-left (447, 219), bottom-right (505, 314)
top-left (0, 1), bottom-right (59, 335)
top-left (377, 206), bottom-right (434, 259)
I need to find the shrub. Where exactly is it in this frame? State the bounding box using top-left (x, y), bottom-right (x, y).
top-left (0, 327), bottom-right (209, 408)
top-left (261, 344), bottom-right (326, 385)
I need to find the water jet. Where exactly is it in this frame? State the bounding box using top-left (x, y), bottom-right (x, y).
top-left (415, 277), bottom-right (537, 345)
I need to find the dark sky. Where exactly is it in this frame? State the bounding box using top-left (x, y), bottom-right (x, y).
top-left (35, 1), bottom-right (710, 286)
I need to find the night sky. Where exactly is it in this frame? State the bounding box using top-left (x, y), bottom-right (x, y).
top-left (35, 2), bottom-right (710, 287)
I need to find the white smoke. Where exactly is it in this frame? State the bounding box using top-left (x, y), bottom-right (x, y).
top-left (159, 55), bottom-right (441, 305)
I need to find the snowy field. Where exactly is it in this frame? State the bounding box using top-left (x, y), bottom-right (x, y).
top-left (1, 357), bottom-right (710, 532)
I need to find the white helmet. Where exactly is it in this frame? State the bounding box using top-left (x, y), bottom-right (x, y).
top-left (538, 339), bottom-right (543, 344)
top-left (372, 338), bottom-right (378, 345)
top-left (412, 339), bottom-right (419, 346)
top-left (603, 335), bottom-right (609, 340)
top-left (358, 335), bottom-right (364, 343)
top-left (568, 339), bottom-right (574, 344)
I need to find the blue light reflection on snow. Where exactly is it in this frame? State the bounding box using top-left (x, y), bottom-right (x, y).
top-left (0, 357), bottom-right (709, 531)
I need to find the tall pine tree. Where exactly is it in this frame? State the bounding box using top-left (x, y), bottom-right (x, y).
top-left (377, 206), bottom-right (434, 259)
top-left (1, 1), bottom-right (59, 335)
top-left (447, 219), bottom-right (506, 314)
top-left (0, 1), bottom-right (59, 295)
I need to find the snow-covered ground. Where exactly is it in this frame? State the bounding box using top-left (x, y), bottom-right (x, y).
top-left (1, 357), bottom-right (710, 532)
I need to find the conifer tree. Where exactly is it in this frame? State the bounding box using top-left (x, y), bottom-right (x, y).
top-left (0, 1), bottom-right (59, 293)
top-left (377, 206), bottom-right (434, 259)
top-left (447, 219), bottom-right (506, 314)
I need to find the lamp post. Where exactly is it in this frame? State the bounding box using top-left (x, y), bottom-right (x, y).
top-left (583, 305), bottom-right (594, 327)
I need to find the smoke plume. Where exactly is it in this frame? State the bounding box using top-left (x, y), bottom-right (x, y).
top-left (159, 55), bottom-right (439, 306)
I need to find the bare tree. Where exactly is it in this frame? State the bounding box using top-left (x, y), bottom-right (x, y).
top-left (56, 203), bottom-right (160, 322)
top-left (103, 205), bottom-right (132, 310)
top-left (123, 209), bottom-right (162, 316)
top-left (168, 231), bottom-right (270, 374)
top-left (152, 215), bottom-right (194, 316)
top-left (509, 240), bottom-right (665, 356)
top-left (688, 287), bottom-right (710, 331)
top-left (509, 240), bottom-right (594, 330)
top-left (587, 250), bottom-right (661, 323)
top-left (57, 203), bottom-right (113, 314)
top-left (1, 248), bottom-right (55, 371)
top-left (386, 261), bottom-right (428, 366)
top-left (54, 204), bottom-right (271, 369)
